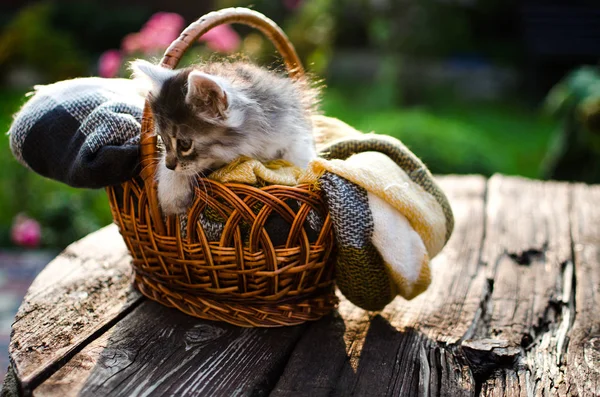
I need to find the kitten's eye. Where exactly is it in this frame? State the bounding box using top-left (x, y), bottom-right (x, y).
top-left (177, 139), bottom-right (193, 154)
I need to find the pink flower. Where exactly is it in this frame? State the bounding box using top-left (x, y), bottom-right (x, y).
top-left (199, 24), bottom-right (241, 53)
top-left (122, 12), bottom-right (185, 55)
top-left (137, 29), bottom-right (175, 53)
top-left (98, 50), bottom-right (122, 78)
top-left (11, 214), bottom-right (41, 248)
top-left (121, 33), bottom-right (142, 54)
top-left (145, 12), bottom-right (185, 34)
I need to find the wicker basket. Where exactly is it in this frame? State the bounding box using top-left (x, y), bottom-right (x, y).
top-left (106, 8), bottom-right (338, 327)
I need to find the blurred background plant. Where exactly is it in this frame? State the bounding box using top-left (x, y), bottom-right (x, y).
top-left (0, 0), bottom-right (599, 250)
top-left (542, 66), bottom-right (600, 183)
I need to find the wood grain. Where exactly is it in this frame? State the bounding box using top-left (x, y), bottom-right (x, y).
top-left (272, 175), bottom-right (488, 396)
top-left (568, 183), bottom-right (600, 396)
top-left (478, 175), bottom-right (573, 343)
top-left (8, 225), bottom-right (142, 393)
top-left (473, 175), bottom-right (576, 395)
top-left (479, 369), bottom-right (528, 397)
top-left (36, 301), bottom-right (306, 397)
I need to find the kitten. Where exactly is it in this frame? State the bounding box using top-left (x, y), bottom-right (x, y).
top-left (131, 59), bottom-right (319, 215)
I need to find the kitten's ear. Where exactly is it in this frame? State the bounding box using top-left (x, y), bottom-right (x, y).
top-left (186, 71), bottom-right (228, 120)
top-left (130, 59), bottom-right (176, 98)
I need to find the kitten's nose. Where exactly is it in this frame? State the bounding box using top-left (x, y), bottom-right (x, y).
top-left (165, 158), bottom-right (177, 170)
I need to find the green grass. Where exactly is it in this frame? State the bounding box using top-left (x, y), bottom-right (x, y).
top-left (321, 85), bottom-right (556, 177)
top-left (0, 84), bottom-right (557, 248)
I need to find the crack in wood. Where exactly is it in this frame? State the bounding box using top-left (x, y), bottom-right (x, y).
top-left (525, 290), bottom-right (564, 350)
top-left (460, 337), bottom-right (522, 396)
top-left (460, 277), bottom-right (495, 346)
top-left (466, 257), bottom-right (576, 396)
top-left (507, 244), bottom-right (547, 266)
top-left (452, 176), bottom-right (581, 396)
top-left (399, 338), bottom-right (477, 397)
top-left (458, 179), bottom-right (491, 346)
top-left (565, 185), bottom-right (578, 351)
top-left (561, 183), bottom-right (600, 396)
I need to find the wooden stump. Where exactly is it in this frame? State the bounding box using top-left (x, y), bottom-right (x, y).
top-left (2, 175), bottom-right (599, 396)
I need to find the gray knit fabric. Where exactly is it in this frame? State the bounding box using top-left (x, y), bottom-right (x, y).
top-left (320, 173), bottom-right (373, 248)
top-left (319, 172), bottom-right (394, 310)
top-left (8, 77), bottom-right (143, 188)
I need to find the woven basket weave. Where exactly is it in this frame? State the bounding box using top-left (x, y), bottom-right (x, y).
top-left (106, 8), bottom-right (338, 327)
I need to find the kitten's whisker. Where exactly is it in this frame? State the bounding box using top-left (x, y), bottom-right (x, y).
top-left (193, 171), bottom-right (210, 208)
top-left (198, 170), bottom-right (214, 199)
top-left (198, 172), bottom-right (211, 201)
top-left (138, 161), bottom-right (161, 178)
top-left (190, 172), bottom-right (201, 194)
top-left (141, 156), bottom-right (162, 165)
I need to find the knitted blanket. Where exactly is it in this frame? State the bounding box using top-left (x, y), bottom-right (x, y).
top-left (312, 132), bottom-right (454, 309)
top-left (8, 77), bottom-right (454, 311)
top-left (8, 78), bottom-right (143, 188)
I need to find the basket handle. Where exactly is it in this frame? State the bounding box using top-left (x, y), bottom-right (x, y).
top-left (138, 7), bottom-right (305, 233)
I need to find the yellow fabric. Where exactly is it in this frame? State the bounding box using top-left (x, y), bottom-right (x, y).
top-left (307, 152), bottom-right (447, 259)
top-left (208, 156), bottom-right (309, 186)
top-left (385, 251), bottom-right (431, 300)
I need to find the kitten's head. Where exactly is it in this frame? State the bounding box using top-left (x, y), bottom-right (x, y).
top-left (131, 60), bottom-right (244, 174)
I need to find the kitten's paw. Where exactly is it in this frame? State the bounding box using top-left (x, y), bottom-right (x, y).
top-left (157, 167), bottom-right (194, 215)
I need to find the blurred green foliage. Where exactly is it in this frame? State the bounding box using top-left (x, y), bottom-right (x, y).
top-left (542, 66), bottom-right (600, 183)
top-left (322, 82), bottom-right (554, 177)
top-left (49, 2), bottom-right (152, 56)
top-left (0, 2), bottom-right (152, 84)
top-left (216, 0), bottom-right (334, 74)
top-left (0, 3), bottom-right (87, 82)
top-left (0, 90), bottom-right (113, 248)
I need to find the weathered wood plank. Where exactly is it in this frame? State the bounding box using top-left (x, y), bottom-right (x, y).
top-left (478, 175), bottom-right (573, 344)
top-left (472, 175), bottom-right (576, 395)
top-left (568, 183), bottom-right (600, 396)
top-left (8, 225), bottom-right (142, 393)
top-left (272, 175), bottom-right (487, 396)
top-left (35, 301), bottom-right (306, 397)
top-left (479, 368), bottom-right (529, 397)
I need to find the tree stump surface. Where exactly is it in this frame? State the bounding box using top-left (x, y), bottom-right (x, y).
top-left (2, 175), bottom-right (599, 397)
